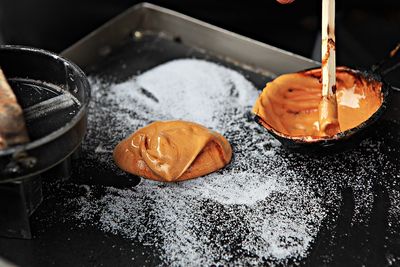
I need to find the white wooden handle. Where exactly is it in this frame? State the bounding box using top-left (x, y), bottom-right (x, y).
top-left (319, 0), bottom-right (340, 136)
top-left (321, 0), bottom-right (336, 97)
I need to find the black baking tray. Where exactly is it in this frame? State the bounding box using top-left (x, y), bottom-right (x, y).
top-left (1, 3), bottom-right (400, 267)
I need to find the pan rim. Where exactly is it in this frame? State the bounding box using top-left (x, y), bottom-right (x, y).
top-left (0, 45), bottom-right (91, 157)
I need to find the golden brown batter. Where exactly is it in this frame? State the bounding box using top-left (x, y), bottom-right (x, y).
top-left (253, 67), bottom-right (383, 140)
top-left (113, 120), bottom-right (232, 182)
top-left (0, 68), bottom-right (30, 149)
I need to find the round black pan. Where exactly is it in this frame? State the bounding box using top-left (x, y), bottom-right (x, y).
top-left (0, 46), bottom-right (90, 182)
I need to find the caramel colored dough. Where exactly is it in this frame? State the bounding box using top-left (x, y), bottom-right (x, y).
top-left (0, 68), bottom-right (30, 149)
top-left (253, 67), bottom-right (383, 140)
top-left (113, 120), bottom-right (232, 182)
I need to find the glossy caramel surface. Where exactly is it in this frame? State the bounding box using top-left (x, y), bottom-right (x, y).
top-left (253, 67), bottom-right (383, 140)
top-left (114, 120), bottom-right (232, 181)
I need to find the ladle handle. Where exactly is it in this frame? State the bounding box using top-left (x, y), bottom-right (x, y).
top-left (372, 43), bottom-right (400, 78)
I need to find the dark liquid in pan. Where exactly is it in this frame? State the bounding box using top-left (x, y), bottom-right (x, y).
top-left (8, 78), bottom-right (81, 141)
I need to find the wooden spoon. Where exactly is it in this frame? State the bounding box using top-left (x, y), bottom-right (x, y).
top-left (0, 68), bottom-right (30, 149)
top-left (319, 0), bottom-right (340, 136)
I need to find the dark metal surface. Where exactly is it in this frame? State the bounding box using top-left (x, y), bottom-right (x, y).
top-left (0, 46), bottom-right (90, 182)
top-left (1, 31), bottom-right (399, 267)
top-left (0, 3), bottom-right (399, 266)
top-left (61, 2), bottom-right (319, 75)
top-left (0, 178), bottom-right (42, 239)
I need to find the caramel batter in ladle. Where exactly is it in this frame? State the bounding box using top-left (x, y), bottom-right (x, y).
top-left (252, 67), bottom-right (383, 140)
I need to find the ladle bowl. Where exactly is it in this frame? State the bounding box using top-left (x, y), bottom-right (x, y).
top-left (253, 45), bottom-right (399, 153)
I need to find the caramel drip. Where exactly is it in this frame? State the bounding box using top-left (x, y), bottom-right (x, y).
top-left (253, 67), bottom-right (382, 139)
top-left (114, 120), bottom-right (231, 181)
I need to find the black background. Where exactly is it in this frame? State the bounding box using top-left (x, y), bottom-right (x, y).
top-left (0, 0), bottom-right (400, 67)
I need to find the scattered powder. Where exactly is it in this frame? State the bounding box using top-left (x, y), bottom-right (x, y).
top-left (65, 58), bottom-right (400, 266)
top-left (72, 59), bottom-right (326, 265)
top-left (108, 59), bottom-right (257, 130)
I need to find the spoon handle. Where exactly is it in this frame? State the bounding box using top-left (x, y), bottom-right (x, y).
top-left (321, 0), bottom-right (336, 98)
top-left (319, 0), bottom-right (340, 136)
top-left (372, 43), bottom-right (400, 78)
top-left (0, 68), bottom-right (30, 149)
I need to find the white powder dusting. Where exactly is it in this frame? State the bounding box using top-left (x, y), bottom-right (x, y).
top-left (108, 59), bottom-right (257, 130)
top-left (71, 59), bottom-right (326, 266)
top-left (68, 58), bottom-right (400, 266)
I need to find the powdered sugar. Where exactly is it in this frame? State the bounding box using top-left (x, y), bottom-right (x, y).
top-left (75, 174), bottom-right (324, 266)
top-left (68, 58), bottom-right (400, 266)
top-left (72, 59), bottom-right (326, 265)
top-left (108, 59), bottom-right (258, 130)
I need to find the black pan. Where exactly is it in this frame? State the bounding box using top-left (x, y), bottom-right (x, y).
top-left (0, 46), bottom-right (90, 182)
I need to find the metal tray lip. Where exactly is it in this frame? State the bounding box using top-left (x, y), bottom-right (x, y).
top-left (60, 2), bottom-right (148, 59)
top-left (0, 45), bottom-right (90, 157)
top-left (61, 2), bottom-right (319, 70)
